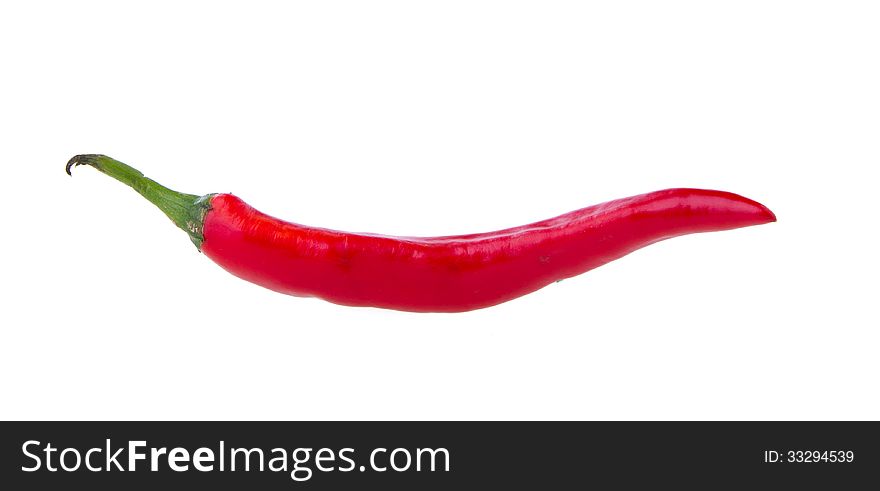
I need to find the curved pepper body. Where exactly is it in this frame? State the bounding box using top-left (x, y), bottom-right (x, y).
top-left (201, 189), bottom-right (775, 312)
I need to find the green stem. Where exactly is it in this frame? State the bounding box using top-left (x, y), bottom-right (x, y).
top-left (66, 154), bottom-right (213, 249)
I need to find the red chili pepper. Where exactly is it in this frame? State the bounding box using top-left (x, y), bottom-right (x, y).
top-left (67, 155), bottom-right (775, 312)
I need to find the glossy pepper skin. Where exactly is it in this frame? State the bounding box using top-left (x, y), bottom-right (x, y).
top-left (68, 155), bottom-right (776, 312)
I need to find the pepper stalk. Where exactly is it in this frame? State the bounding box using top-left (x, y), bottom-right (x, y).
top-left (66, 154), bottom-right (213, 249)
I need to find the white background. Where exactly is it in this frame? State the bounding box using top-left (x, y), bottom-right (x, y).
top-left (1, 1), bottom-right (877, 420)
